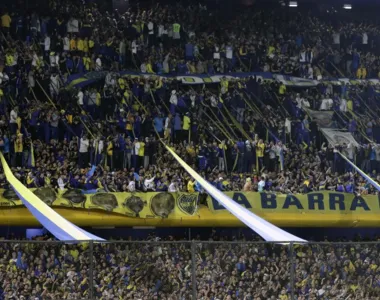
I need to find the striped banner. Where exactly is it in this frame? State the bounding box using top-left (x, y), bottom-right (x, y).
top-left (164, 146), bottom-right (306, 243)
top-left (0, 153), bottom-right (104, 241)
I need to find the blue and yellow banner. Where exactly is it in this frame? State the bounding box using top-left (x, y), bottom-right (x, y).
top-left (0, 153), bottom-right (104, 241)
top-left (66, 70), bottom-right (380, 89)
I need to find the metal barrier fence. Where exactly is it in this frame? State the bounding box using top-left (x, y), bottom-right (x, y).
top-left (0, 240), bottom-right (377, 299)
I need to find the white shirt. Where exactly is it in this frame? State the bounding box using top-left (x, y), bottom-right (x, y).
top-left (119, 41), bottom-right (126, 55)
top-left (214, 46), bottom-right (220, 59)
top-left (190, 95), bottom-right (196, 107)
top-left (58, 177), bottom-right (66, 190)
top-left (105, 73), bottom-right (116, 87)
top-left (134, 142), bottom-right (140, 154)
top-left (131, 40), bottom-right (138, 54)
top-left (320, 98), bottom-right (333, 110)
top-left (258, 180), bottom-right (265, 192)
top-left (28, 71), bottom-right (35, 88)
top-left (98, 140), bottom-right (104, 154)
top-left (77, 91), bottom-right (84, 105)
top-left (168, 182), bottom-right (178, 192)
top-left (226, 46), bottom-right (233, 59)
top-left (340, 98), bottom-right (347, 112)
top-left (165, 117), bottom-right (171, 129)
top-left (345, 142), bottom-right (355, 160)
top-left (210, 96), bottom-right (218, 107)
top-left (10, 110), bottom-right (17, 123)
top-left (299, 51), bottom-right (306, 63)
top-left (302, 99), bottom-right (310, 108)
top-left (157, 25), bottom-right (164, 37)
top-left (44, 36), bottom-right (51, 51)
top-left (170, 93), bottom-right (178, 105)
top-left (32, 53), bottom-right (39, 67)
top-left (95, 58), bottom-right (102, 71)
top-left (307, 66), bottom-right (313, 79)
top-left (144, 177), bottom-right (155, 190)
top-left (332, 33), bottom-right (340, 44)
top-left (49, 54), bottom-right (59, 67)
top-left (363, 33), bottom-right (368, 45)
top-left (63, 37), bottom-right (70, 51)
top-left (79, 138), bottom-right (89, 153)
top-left (50, 75), bottom-right (60, 92)
top-left (0, 72), bottom-right (8, 85)
top-left (127, 181), bottom-right (135, 192)
top-left (148, 22), bottom-right (154, 35)
top-left (285, 118), bottom-right (291, 135)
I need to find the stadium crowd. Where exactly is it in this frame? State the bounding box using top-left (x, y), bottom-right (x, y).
top-left (0, 232), bottom-right (379, 299)
top-left (2, 0), bottom-right (380, 77)
top-left (0, 0), bottom-right (380, 197)
top-left (1, 2), bottom-right (380, 300)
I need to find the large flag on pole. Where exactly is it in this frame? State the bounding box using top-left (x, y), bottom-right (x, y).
top-left (320, 128), bottom-right (359, 147)
top-left (304, 108), bottom-right (335, 128)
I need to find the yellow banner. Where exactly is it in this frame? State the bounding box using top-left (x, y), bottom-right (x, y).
top-left (0, 188), bottom-right (199, 219)
top-left (1, 189), bottom-right (380, 227)
top-left (207, 191), bottom-right (379, 214)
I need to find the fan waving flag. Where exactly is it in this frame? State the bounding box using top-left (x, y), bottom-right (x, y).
top-left (0, 153), bottom-right (104, 241)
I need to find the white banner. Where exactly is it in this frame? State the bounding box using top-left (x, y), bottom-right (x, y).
top-left (320, 128), bottom-right (359, 147)
top-left (305, 108), bottom-right (334, 128)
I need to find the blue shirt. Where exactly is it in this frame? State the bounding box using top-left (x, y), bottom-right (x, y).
top-left (185, 43), bottom-right (194, 57)
top-left (154, 117), bottom-right (163, 132)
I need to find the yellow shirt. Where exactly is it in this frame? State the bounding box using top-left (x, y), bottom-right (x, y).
top-left (1, 14), bottom-right (11, 28)
top-left (347, 100), bottom-right (353, 111)
top-left (70, 249), bottom-right (79, 260)
top-left (77, 39), bottom-right (84, 51)
top-left (15, 138), bottom-right (23, 153)
top-left (187, 180), bottom-right (195, 192)
top-left (279, 84), bottom-right (286, 95)
top-left (83, 57), bottom-right (91, 71)
top-left (239, 47), bottom-right (247, 56)
top-left (221, 80), bottom-right (229, 91)
top-left (96, 93), bottom-right (101, 106)
top-left (83, 40), bottom-right (89, 52)
top-left (70, 39), bottom-right (77, 50)
top-left (268, 45), bottom-right (275, 55)
top-left (5, 54), bottom-right (14, 66)
top-left (126, 115), bottom-right (134, 130)
top-left (89, 40), bottom-right (94, 49)
top-left (188, 63), bottom-right (196, 73)
top-left (256, 142), bottom-right (265, 157)
top-left (183, 116), bottom-right (191, 130)
top-left (118, 78), bottom-right (126, 90)
top-left (146, 63), bottom-right (154, 73)
top-left (122, 90), bottom-right (130, 104)
top-left (138, 142), bottom-right (145, 156)
top-left (173, 23), bottom-right (181, 33)
top-left (107, 142), bottom-right (113, 156)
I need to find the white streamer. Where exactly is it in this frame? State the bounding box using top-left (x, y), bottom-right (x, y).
top-left (165, 146), bottom-right (306, 243)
